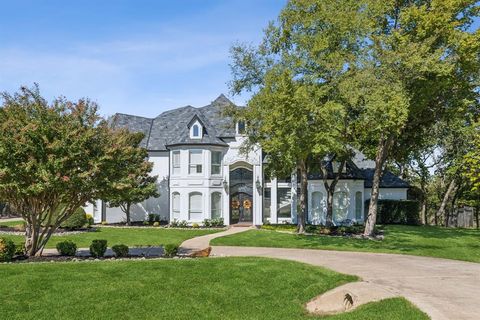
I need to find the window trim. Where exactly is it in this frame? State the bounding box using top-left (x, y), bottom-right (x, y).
top-left (211, 192), bottom-right (222, 219)
top-left (355, 191), bottom-right (363, 221)
top-left (172, 151), bottom-right (181, 175)
top-left (188, 192), bottom-right (203, 220)
top-left (211, 151), bottom-right (222, 176)
top-left (189, 150), bottom-right (203, 175)
top-left (172, 192), bottom-right (180, 219)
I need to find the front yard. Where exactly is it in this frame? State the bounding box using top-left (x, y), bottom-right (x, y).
top-left (1, 225), bottom-right (221, 248)
top-left (0, 257), bottom-right (427, 320)
top-left (211, 225), bottom-right (480, 263)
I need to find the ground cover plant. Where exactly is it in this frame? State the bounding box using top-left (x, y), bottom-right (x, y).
top-left (212, 225), bottom-right (480, 263)
top-left (0, 257), bottom-right (428, 320)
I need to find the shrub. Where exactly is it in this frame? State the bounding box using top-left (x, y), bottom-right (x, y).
top-left (15, 244), bottom-right (24, 256)
top-left (148, 214), bottom-right (156, 224)
top-left (112, 244), bottom-right (129, 257)
top-left (365, 199), bottom-right (420, 225)
top-left (89, 239), bottom-right (108, 258)
top-left (143, 220), bottom-right (150, 226)
top-left (163, 243), bottom-right (178, 258)
top-left (0, 237), bottom-right (16, 262)
top-left (154, 214), bottom-right (160, 223)
top-left (85, 214), bottom-right (94, 226)
top-left (56, 240), bottom-right (77, 256)
top-left (192, 223), bottom-right (199, 228)
top-left (203, 218), bottom-right (224, 228)
top-left (203, 219), bottom-right (211, 227)
top-left (153, 221), bottom-right (160, 227)
top-left (101, 221), bottom-right (108, 225)
top-left (61, 207), bottom-right (87, 230)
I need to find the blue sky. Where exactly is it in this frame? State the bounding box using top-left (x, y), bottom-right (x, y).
top-left (0, 1), bottom-right (478, 118)
top-left (0, 0), bottom-right (285, 118)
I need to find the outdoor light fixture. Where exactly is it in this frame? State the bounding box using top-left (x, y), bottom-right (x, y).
top-left (255, 177), bottom-right (262, 192)
top-left (223, 179), bottom-right (229, 193)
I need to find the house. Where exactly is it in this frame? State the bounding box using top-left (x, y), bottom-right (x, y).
top-left (86, 94), bottom-right (409, 225)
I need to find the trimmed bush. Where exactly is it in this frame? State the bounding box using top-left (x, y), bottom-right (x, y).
top-left (163, 243), bottom-right (178, 257)
top-left (365, 199), bottom-right (420, 225)
top-left (90, 239), bottom-right (108, 258)
top-left (112, 244), bottom-right (129, 257)
top-left (0, 237), bottom-right (16, 262)
top-left (153, 221), bottom-right (160, 227)
top-left (203, 218), bottom-right (224, 228)
top-left (56, 240), bottom-right (77, 256)
top-left (61, 207), bottom-right (88, 230)
top-left (85, 214), bottom-right (94, 226)
top-left (148, 214), bottom-right (156, 224)
top-left (192, 223), bottom-right (200, 228)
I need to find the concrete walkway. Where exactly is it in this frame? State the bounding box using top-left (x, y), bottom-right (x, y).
top-left (0, 217), bottom-right (23, 223)
top-left (179, 226), bottom-right (252, 255)
top-left (212, 246), bottom-right (480, 320)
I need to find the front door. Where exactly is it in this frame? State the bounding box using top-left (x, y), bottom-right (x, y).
top-left (230, 167), bottom-right (253, 224)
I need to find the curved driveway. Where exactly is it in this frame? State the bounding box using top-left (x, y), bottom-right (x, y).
top-left (212, 246), bottom-right (480, 320)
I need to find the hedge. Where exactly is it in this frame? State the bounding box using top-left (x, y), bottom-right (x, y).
top-left (365, 199), bottom-right (420, 225)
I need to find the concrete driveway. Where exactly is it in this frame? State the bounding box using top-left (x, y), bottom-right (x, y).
top-left (212, 246), bottom-right (480, 320)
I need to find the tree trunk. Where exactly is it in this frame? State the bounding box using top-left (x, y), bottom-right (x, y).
top-left (323, 159), bottom-right (346, 227)
top-left (436, 179), bottom-right (456, 226)
top-left (364, 136), bottom-right (392, 237)
top-left (297, 160), bottom-right (307, 234)
top-left (126, 203), bottom-right (131, 226)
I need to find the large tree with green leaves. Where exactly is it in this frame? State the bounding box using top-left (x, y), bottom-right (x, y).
top-left (106, 159), bottom-right (159, 225)
top-left (0, 86), bottom-right (156, 256)
top-left (464, 121), bottom-right (480, 191)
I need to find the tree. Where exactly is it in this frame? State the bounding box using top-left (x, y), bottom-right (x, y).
top-left (0, 85), bottom-right (155, 256)
top-left (106, 161), bottom-right (159, 225)
top-left (464, 121), bottom-right (480, 191)
top-left (339, 0), bottom-right (480, 235)
top-left (229, 0), bottom-right (365, 232)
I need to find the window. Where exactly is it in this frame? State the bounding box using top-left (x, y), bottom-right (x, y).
top-left (311, 192), bottom-right (324, 224)
top-left (277, 188), bottom-right (291, 218)
top-left (355, 191), bottom-right (363, 221)
top-left (263, 188), bottom-right (271, 221)
top-left (189, 150), bottom-right (203, 174)
top-left (211, 151), bottom-right (222, 175)
top-left (189, 192), bottom-right (203, 220)
top-left (333, 191), bottom-right (349, 223)
top-left (211, 192), bottom-right (222, 219)
top-left (172, 192), bottom-right (180, 219)
top-left (172, 151), bottom-right (180, 175)
top-left (192, 124), bottom-right (200, 137)
top-left (237, 121), bottom-right (246, 135)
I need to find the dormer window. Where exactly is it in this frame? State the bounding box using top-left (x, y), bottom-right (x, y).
top-left (236, 121), bottom-right (246, 135)
top-left (190, 120), bottom-right (203, 139)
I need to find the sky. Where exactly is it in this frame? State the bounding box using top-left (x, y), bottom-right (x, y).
top-left (0, 0), bottom-right (286, 118)
top-left (0, 1), bottom-right (478, 119)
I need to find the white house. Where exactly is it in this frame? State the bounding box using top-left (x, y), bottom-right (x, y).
top-left (86, 94), bottom-right (409, 225)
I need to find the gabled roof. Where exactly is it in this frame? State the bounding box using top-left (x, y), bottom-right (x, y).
top-left (363, 169), bottom-right (410, 188)
top-left (110, 94), bottom-right (237, 151)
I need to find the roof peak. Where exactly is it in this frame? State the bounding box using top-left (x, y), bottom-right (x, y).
top-left (212, 94), bottom-right (232, 105)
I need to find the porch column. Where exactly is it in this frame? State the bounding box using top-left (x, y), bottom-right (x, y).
top-left (270, 177), bottom-right (278, 224)
top-left (291, 171), bottom-right (297, 224)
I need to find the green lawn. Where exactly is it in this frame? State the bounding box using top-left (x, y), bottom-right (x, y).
top-left (0, 219), bottom-right (24, 227)
top-left (0, 257), bottom-right (427, 320)
top-left (2, 226), bottom-right (221, 248)
top-left (211, 225), bottom-right (480, 263)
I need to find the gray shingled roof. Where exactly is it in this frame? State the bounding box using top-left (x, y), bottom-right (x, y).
top-left (362, 169), bottom-right (410, 188)
top-left (110, 94), bottom-right (237, 151)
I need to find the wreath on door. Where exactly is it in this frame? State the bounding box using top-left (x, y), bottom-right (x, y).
top-left (231, 199), bottom-right (240, 209)
top-left (243, 199), bottom-right (252, 209)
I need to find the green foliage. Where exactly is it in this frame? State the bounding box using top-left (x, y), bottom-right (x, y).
top-left (0, 237), bottom-right (16, 262)
top-left (192, 223), bottom-right (199, 228)
top-left (170, 219), bottom-right (188, 228)
top-left (60, 207), bottom-right (87, 230)
top-left (203, 218), bottom-right (224, 227)
top-left (0, 85), bottom-right (156, 256)
top-left (163, 243), bottom-right (178, 258)
top-left (85, 214), bottom-right (94, 227)
top-left (153, 221), bottom-right (160, 227)
top-left (89, 239), bottom-right (108, 258)
top-left (464, 122), bottom-right (480, 191)
top-left (365, 200), bottom-right (420, 225)
top-left (56, 240), bottom-right (77, 256)
top-left (112, 244), bottom-right (129, 258)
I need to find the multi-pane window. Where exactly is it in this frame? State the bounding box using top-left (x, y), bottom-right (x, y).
top-left (263, 188), bottom-right (271, 221)
top-left (211, 151), bottom-right (222, 175)
top-left (172, 151), bottom-right (180, 175)
top-left (211, 192), bottom-right (222, 219)
top-left (172, 192), bottom-right (180, 219)
top-left (277, 188), bottom-right (292, 218)
top-left (189, 150), bottom-right (203, 174)
top-left (355, 191), bottom-right (363, 221)
top-left (192, 124), bottom-right (200, 137)
top-left (311, 191), bottom-right (324, 224)
top-left (189, 192), bottom-right (203, 220)
top-left (333, 191), bottom-right (349, 223)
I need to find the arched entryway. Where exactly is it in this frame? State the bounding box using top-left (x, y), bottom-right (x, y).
top-left (230, 166), bottom-right (253, 224)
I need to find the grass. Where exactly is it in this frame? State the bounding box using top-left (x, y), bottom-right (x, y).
top-left (0, 257), bottom-right (427, 320)
top-left (1, 226), bottom-right (221, 248)
top-left (211, 225), bottom-right (480, 263)
top-left (0, 219), bottom-right (24, 227)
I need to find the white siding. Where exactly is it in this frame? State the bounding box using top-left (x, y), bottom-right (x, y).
top-left (364, 188), bottom-right (408, 201)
